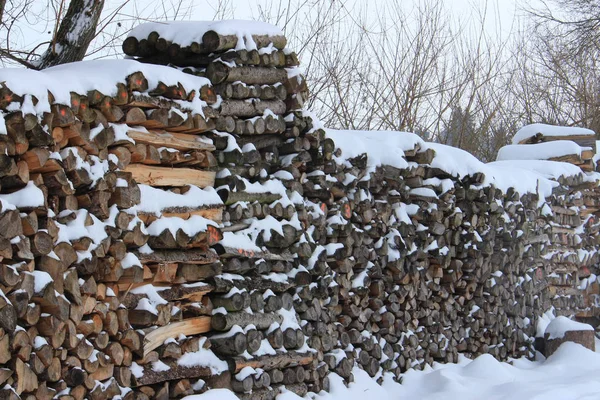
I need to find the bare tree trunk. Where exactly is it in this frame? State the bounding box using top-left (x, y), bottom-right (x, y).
top-left (0, 0), bottom-right (6, 25)
top-left (36, 0), bottom-right (105, 69)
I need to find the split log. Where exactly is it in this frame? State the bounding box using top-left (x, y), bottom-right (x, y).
top-left (126, 129), bottom-right (215, 151)
top-left (131, 362), bottom-right (223, 387)
top-left (143, 316), bottom-right (212, 356)
top-left (124, 164), bottom-right (215, 188)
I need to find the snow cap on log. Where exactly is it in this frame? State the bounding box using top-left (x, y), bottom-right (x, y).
top-left (327, 128), bottom-right (590, 203)
top-left (544, 317), bottom-right (595, 357)
top-left (496, 141), bottom-right (585, 161)
top-left (134, 184), bottom-right (223, 216)
top-left (127, 20), bottom-right (285, 51)
top-left (545, 316), bottom-right (594, 340)
top-left (0, 59), bottom-right (210, 114)
top-left (489, 160), bottom-right (586, 181)
top-left (512, 123), bottom-right (595, 145)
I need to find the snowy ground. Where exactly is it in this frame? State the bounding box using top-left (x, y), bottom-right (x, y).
top-left (186, 342), bottom-right (600, 400)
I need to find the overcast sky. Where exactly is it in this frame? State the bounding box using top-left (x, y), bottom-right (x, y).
top-left (187, 0), bottom-right (524, 35)
top-left (11, 0), bottom-right (539, 64)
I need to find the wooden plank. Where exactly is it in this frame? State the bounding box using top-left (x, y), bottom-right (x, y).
top-left (547, 154), bottom-right (582, 164)
top-left (124, 164), bottom-right (215, 187)
top-left (142, 316), bottom-right (212, 356)
top-left (580, 207), bottom-right (600, 216)
top-left (138, 206), bottom-right (223, 225)
top-left (126, 129), bottom-right (215, 151)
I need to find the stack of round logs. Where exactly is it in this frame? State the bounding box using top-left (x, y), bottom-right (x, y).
top-left (122, 21), bottom-right (600, 396)
top-left (544, 178), bottom-right (600, 319)
top-left (124, 22), bottom-right (331, 399)
top-left (0, 62), bottom-right (229, 399)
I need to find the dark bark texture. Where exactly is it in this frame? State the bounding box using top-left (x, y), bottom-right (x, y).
top-left (36, 0), bottom-right (105, 69)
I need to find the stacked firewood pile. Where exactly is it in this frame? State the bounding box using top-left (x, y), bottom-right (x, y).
top-left (0, 19), bottom-right (599, 400)
top-left (122, 20), bottom-right (304, 138)
top-left (122, 21), bottom-right (330, 398)
top-left (545, 178), bottom-right (600, 319)
top-left (496, 124), bottom-right (600, 321)
top-left (0, 60), bottom-right (229, 399)
top-left (300, 133), bottom-right (557, 380)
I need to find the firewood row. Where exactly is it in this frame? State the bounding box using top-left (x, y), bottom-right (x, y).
top-left (545, 181), bottom-right (600, 319)
top-left (497, 126), bottom-right (600, 319)
top-left (0, 58), bottom-right (230, 399)
top-left (117, 20), bottom-right (321, 399)
top-left (175, 24), bottom-right (331, 399)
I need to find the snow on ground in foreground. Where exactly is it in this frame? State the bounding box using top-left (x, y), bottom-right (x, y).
top-left (184, 342), bottom-right (600, 400)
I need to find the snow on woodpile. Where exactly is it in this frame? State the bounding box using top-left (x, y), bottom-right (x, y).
top-left (191, 344), bottom-right (600, 400)
top-left (497, 141), bottom-right (585, 161)
top-left (327, 128), bottom-right (585, 201)
top-left (489, 159), bottom-right (587, 181)
top-left (0, 181), bottom-right (45, 209)
top-left (317, 126), bottom-right (600, 382)
top-left (326, 129), bottom-right (420, 172)
top-left (127, 20), bottom-right (285, 51)
top-left (545, 316), bottom-right (594, 340)
top-left (0, 40), bottom-right (226, 397)
top-left (512, 123), bottom-right (595, 145)
top-left (510, 123), bottom-right (597, 171)
top-left (0, 59), bottom-right (211, 115)
top-left (133, 184), bottom-right (223, 216)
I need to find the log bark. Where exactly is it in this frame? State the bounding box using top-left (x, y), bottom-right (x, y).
top-left (229, 352), bottom-right (315, 373)
top-left (206, 62), bottom-right (288, 85)
top-left (220, 99), bottom-right (287, 118)
top-left (131, 362), bottom-right (220, 387)
top-left (202, 31), bottom-right (287, 52)
top-left (211, 312), bottom-right (284, 331)
top-left (210, 332), bottom-right (248, 356)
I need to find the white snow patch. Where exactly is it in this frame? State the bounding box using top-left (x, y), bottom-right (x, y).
top-left (177, 338), bottom-right (228, 374)
top-left (497, 141), bottom-right (584, 161)
top-left (545, 316), bottom-right (594, 340)
top-left (512, 123), bottom-right (595, 144)
top-left (128, 20), bottom-right (283, 49)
